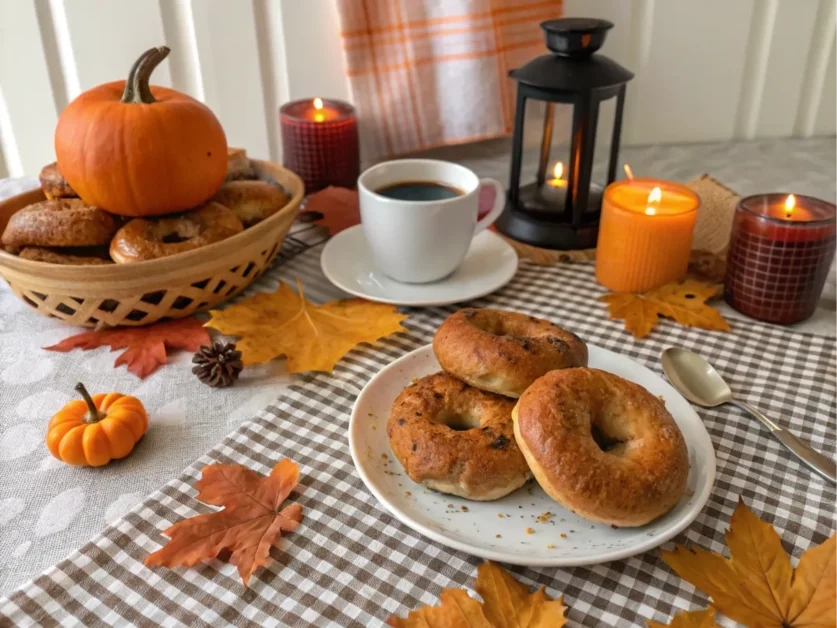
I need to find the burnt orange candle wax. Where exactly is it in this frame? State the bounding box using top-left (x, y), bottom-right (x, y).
top-left (596, 178), bottom-right (699, 293)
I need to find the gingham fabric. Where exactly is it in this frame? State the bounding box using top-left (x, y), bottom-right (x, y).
top-left (336, 0), bottom-right (562, 159)
top-left (0, 241), bottom-right (834, 627)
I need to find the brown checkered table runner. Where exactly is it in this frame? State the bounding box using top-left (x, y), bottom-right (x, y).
top-left (1, 241), bottom-right (834, 627)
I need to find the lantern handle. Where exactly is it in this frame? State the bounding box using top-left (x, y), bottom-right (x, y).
top-left (474, 178), bottom-right (506, 235)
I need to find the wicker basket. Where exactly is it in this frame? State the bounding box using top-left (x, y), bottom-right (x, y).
top-left (0, 159), bottom-right (304, 327)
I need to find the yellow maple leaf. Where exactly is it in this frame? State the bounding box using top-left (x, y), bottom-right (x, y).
top-left (387, 562), bottom-right (567, 627)
top-left (205, 279), bottom-right (408, 372)
top-left (661, 498), bottom-right (836, 627)
top-left (647, 608), bottom-right (719, 628)
top-left (600, 278), bottom-right (730, 339)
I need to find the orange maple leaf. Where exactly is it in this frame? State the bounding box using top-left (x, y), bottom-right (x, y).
top-left (145, 459), bottom-right (303, 587)
top-left (44, 317), bottom-right (210, 379)
top-left (647, 608), bottom-right (719, 628)
top-left (388, 561), bottom-right (567, 627)
top-left (600, 278), bottom-right (730, 339)
top-left (205, 279), bottom-right (408, 372)
top-left (661, 498), bottom-right (836, 627)
top-left (303, 186), bottom-right (360, 235)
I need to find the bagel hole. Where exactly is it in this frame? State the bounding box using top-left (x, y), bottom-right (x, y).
top-left (161, 232), bottom-right (188, 244)
top-left (435, 409), bottom-right (481, 432)
top-left (591, 424), bottom-right (625, 453)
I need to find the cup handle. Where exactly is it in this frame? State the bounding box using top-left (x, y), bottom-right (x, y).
top-left (474, 178), bottom-right (505, 235)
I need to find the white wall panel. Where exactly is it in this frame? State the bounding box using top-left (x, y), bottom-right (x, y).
top-left (815, 37), bottom-right (837, 135)
top-left (0, 1), bottom-right (60, 176)
top-left (0, 0), bottom-right (833, 176)
top-left (190, 0), bottom-right (270, 160)
top-left (750, 0), bottom-right (819, 138)
top-left (58, 0), bottom-right (171, 96)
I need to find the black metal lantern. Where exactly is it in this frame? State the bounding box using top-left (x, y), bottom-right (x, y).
top-left (496, 18), bottom-right (633, 250)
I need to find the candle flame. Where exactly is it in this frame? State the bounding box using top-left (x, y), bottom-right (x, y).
top-left (644, 186), bottom-right (662, 216)
top-left (313, 97), bottom-right (324, 110)
top-left (785, 194), bottom-right (795, 217)
top-left (553, 162), bottom-right (564, 180)
top-left (624, 164), bottom-right (634, 180)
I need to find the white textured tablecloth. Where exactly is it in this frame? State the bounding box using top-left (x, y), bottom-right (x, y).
top-left (0, 137), bottom-right (834, 597)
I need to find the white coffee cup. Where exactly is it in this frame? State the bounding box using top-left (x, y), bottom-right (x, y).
top-left (358, 159), bottom-right (505, 284)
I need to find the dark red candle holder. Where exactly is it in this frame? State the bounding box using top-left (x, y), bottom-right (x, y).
top-left (725, 193), bottom-right (836, 324)
top-left (280, 99), bottom-right (359, 193)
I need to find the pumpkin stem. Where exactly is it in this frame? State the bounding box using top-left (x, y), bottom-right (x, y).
top-left (121, 46), bottom-right (170, 104)
top-left (75, 382), bottom-right (106, 423)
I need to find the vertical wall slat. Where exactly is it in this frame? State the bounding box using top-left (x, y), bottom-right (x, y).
top-left (0, 1), bottom-right (61, 176)
top-left (814, 37), bottom-right (836, 135)
top-left (253, 0), bottom-right (289, 162)
top-left (189, 0), bottom-right (270, 159)
top-left (625, 0), bottom-right (756, 145)
top-left (57, 0), bottom-right (171, 96)
top-left (795, 0), bottom-right (836, 136)
top-left (734, 0), bottom-right (779, 139)
top-left (158, 0), bottom-right (203, 100)
top-left (750, 1), bottom-right (819, 138)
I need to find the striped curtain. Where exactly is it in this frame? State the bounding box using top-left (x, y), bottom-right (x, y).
top-left (336, 0), bottom-right (563, 160)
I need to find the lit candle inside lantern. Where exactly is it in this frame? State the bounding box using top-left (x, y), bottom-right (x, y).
top-left (596, 166), bottom-right (699, 293)
top-left (725, 193), bottom-right (836, 323)
top-left (540, 161), bottom-right (567, 206)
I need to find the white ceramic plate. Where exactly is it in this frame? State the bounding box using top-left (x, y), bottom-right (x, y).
top-left (349, 344), bottom-right (715, 567)
top-left (320, 226), bottom-right (518, 306)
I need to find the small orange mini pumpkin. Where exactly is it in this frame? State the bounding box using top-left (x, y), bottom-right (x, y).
top-left (47, 383), bottom-right (148, 467)
top-left (55, 46), bottom-right (227, 217)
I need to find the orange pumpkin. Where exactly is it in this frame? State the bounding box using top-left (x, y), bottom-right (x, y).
top-left (46, 383), bottom-right (149, 467)
top-left (55, 46), bottom-right (227, 217)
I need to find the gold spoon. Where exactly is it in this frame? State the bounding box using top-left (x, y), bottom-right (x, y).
top-left (661, 347), bottom-right (835, 485)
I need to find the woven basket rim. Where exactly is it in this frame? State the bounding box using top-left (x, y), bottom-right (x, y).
top-left (0, 160), bottom-right (304, 280)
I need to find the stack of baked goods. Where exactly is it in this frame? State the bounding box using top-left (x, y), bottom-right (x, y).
top-left (2, 151), bottom-right (289, 265)
top-left (387, 308), bottom-right (689, 527)
top-left (1, 46), bottom-right (290, 266)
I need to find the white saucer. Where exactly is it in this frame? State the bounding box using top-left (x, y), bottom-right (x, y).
top-left (349, 344), bottom-right (716, 567)
top-left (320, 226), bottom-right (518, 306)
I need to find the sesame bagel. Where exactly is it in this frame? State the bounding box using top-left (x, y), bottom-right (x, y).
top-left (513, 368), bottom-right (689, 527)
top-left (433, 308), bottom-right (588, 398)
top-left (387, 372), bottom-right (531, 501)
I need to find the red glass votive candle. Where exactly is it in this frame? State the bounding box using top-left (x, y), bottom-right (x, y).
top-left (280, 98), bottom-right (359, 192)
top-left (725, 193), bottom-right (836, 324)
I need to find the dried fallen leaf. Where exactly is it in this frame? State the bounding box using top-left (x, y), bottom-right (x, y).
top-left (303, 186), bottom-right (360, 235)
top-left (387, 561), bottom-right (567, 627)
top-left (145, 459), bottom-right (303, 587)
top-left (647, 608), bottom-right (719, 628)
top-left (600, 278), bottom-right (730, 339)
top-left (661, 498), bottom-right (836, 627)
top-left (44, 317), bottom-right (210, 379)
top-left (205, 279), bottom-right (408, 371)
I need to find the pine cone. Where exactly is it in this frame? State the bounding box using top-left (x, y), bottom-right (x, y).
top-left (192, 342), bottom-right (243, 388)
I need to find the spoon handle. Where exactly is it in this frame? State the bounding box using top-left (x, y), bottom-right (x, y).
top-left (732, 400), bottom-right (836, 484)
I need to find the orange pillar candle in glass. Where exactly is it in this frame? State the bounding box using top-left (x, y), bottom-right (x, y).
top-left (596, 179), bottom-right (699, 292)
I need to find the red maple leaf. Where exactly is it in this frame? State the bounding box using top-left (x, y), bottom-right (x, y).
top-left (303, 186), bottom-right (360, 235)
top-left (145, 459), bottom-right (303, 586)
top-left (44, 317), bottom-right (210, 379)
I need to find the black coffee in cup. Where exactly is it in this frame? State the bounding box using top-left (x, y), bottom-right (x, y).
top-left (375, 180), bottom-right (464, 202)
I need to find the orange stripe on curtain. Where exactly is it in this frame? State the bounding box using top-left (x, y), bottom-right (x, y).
top-left (336, 0), bottom-right (562, 160)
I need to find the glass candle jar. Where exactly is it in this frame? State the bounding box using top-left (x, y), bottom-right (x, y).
top-left (280, 98), bottom-right (359, 192)
top-left (724, 193), bottom-right (836, 324)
